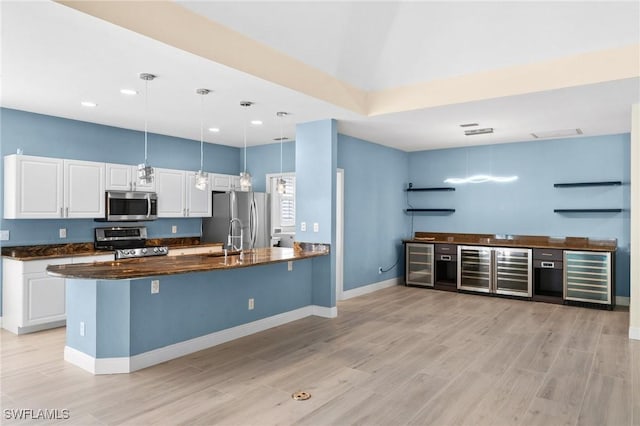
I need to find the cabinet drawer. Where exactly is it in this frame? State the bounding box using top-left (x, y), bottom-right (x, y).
top-left (533, 259), bottom-right (562, 269)
top-left (435, 244), bottom-right (457, 254)
top-left (532, 249), bottom-right (563, 261)
top-left (436, 253), bottom-right (457, 262)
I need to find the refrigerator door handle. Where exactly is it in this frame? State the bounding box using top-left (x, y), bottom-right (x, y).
top-left (253, 199), bottom-right (259, 248)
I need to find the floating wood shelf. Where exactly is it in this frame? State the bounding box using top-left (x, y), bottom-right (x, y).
top-left (554, 181), bottom-right (622, 188)
top-left (406, 187), bottom-right (455, 192)
top-left (406, 209), bottom-right (455, 213)
top-left (554, 209), bottom-right (623, 213)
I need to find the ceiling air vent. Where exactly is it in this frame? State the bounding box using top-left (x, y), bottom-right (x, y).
top-left (464, 128), bottom-right (494, 136)
top-left (531, 128), bottom-right (583, 139)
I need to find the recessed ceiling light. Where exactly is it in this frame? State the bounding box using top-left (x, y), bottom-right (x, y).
top-left (531, 128), bottom-right (583, 139)
top-left (464, 128), bottom-right (493, 136)
top-left (80, 101), bottom-right (97, 108)
top-left (251, 120), bottom-right (263, 126)
top-left (460, 123), bottom-right (479, 127)
top-left (208, 127), bottom-right (220, 133)
top-left (120, 89), bottom-right (138, 95)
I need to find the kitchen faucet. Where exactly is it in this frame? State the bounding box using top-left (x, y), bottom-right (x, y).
top-left (227, 218), bottom-right (244, 260)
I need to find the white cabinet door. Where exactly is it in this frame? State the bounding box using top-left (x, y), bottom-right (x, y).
top-left (26, 274), bottom-right (66, 324)
top-left (211, 173), bottom-right (231, 192)
top-left (231, 175), bottom-right (245, 191)
top-left (4, 154), bottom-right (64, 218)
top-left (156, 168), bottom-right (186, 217)
top-left (105, 163), bottom-right (133, 191)
top-left (133, 167), bottom-right (157, 192)
top-left (105, 163), bottom-right (156, 192)
top-left (186, 173), bottom-right (212, 217)
top-left (64, 159), bottom-right (105, 218)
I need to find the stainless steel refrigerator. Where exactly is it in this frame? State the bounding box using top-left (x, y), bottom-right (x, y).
top-left (201, 191), bottom-right (271, 249)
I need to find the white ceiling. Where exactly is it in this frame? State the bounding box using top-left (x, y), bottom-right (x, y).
top-left (1, 1), bottom-right (639, 152)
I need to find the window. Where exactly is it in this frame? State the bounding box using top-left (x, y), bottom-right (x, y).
top-left (267, 173), bottom-right (296, 234)
top-left (279, 176), bottom-right (295, 227)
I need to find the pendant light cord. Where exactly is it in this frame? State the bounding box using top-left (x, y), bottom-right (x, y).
top-left (144, 78), bottom-right (149, 164)
top-left (200, 94), bottom-right (204, 171)
top-left (279, 115), bottom-right (283, 175)
top-left (243, 118), bottom-right (247, 174)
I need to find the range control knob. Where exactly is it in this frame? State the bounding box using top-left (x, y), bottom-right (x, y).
top-left (141, 248), bottom-right (147, 254)
top-left (153, 247), bottom-right (158, 253)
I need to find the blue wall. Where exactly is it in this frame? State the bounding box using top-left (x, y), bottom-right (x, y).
top-left (243, 141), bottom-right (295, 192)
top-left (337, 135), bottom-right (410, 290)
top-left (408, 134), bottom-right (631, 297)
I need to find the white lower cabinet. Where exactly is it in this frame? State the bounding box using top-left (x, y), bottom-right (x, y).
top-left (2, 253), bottom-right (114, 335)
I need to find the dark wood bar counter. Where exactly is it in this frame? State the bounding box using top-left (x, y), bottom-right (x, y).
top-left (405, 232), bottom-right (617, 251)
top-left (47, 246), bottom-right (329, 280)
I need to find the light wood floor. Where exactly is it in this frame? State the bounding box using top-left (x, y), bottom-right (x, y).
top-left (1, 286), bottom-right (639, 425)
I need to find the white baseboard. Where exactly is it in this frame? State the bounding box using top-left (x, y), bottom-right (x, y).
top-left (341, 277), bottom-right (402, 300)
top-left (616, 296), bottom-right (630, 306)
top-left (629, 326), bottom-right (640, 341)
top-left (312, 306), bottom-right (338, 318)
top-left (65, 304), bottom-right (335, 374)
top-left (0, 316), bottom-right (2, 328)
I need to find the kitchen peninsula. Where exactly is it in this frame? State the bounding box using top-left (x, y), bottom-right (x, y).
top-left (45, 244), bottom-right (332, 374)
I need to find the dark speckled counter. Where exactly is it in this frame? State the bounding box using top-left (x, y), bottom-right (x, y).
top-left (47, 246), bottom-right (329, 280)
top-left (405, 232), bottom-right (617, 252)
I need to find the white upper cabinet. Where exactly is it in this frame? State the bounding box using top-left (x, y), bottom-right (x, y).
top-left (210, 173), bottom-right (231, 192)
top-left (156, 168), bottom-right (187, 217)
top-left (156, 168), bottom-right (211, 218)
top-left (4, 155), bottom-right (104, 219)
top-left (4, 155), bottom-right (64, 219)
top-left (210, 173), bottom-right (245, 192)
top-left (64, 159), bottom-right (105, 218)
top-left (186, 173), bottom-right (212, 217)
top-left (105, 163), bottom-right (156, 192)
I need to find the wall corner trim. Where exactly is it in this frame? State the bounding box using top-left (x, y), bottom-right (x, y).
top-left (64, 304), bottom-right (338, 374)
top-left (616, 296), bottom-right (630, 307)
top-left (341, 277), bottom-right (402, 300)
top-left (629, 326), bottom-right (640, 341)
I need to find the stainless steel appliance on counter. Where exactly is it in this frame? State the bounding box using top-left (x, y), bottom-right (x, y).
top-left (201, 191), bottom-right (271, 249)
top-left (103, 191), bottom-right (158, 221)
top-left (94, 226), bottom-right (168, 259)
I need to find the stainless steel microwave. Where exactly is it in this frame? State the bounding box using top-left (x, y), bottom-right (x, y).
top-left (104, 191), bottom-right (158, 221)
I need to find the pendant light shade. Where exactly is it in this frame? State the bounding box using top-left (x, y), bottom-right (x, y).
top-left (195, 88), bottom-right (210, 191)
top-left (239, 101), bottom-right (253, 191)
top-left (138, 73), bottom-right (156, 184)
top-left (276, 111), bottom-right (288, 195)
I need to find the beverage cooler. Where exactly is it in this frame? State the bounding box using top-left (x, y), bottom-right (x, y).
top-left (458, 246), bottom-right (532, 297)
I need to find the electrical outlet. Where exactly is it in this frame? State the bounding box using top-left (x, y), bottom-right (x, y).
top-left (313, 223), bottom-right (319, 232)
top-left (80, 321), bottom-right (85, 337)
top-left (288, 261), bottom-right (293, 271)
top-left (300, 222), bottom-right (306, 232)
top-left (171, 225), bottom-right (177, 234)
top-left (59, 228), bottom-right (67, 238)
top-left (151, 280), bottom-right (160, 294)
top-left (248, 298), bottom-right (254, 310)
top-left (0, 230), bottom-right (9, 241)
top-left (378, 267), bottom-right (383, 274)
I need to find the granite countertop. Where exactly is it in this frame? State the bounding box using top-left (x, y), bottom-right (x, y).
top-left (404, 232), bottom-right (617, 252)
top-left (46, 246), bottom-right (330, 280)
top-left (1, 238), bottom-right (223, 261)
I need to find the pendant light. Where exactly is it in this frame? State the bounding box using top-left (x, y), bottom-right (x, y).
top-left (194, 88), bottom-right (210, 191)
top-left (276, 111), bottom-right (288, 194)
top-left (138, 73), bottom-right (156, 184)
top-left (239, 101), bottom-right (253, 191)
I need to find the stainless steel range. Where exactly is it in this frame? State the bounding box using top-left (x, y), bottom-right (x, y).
top-left (94, 226), bottom-right (168, 260)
